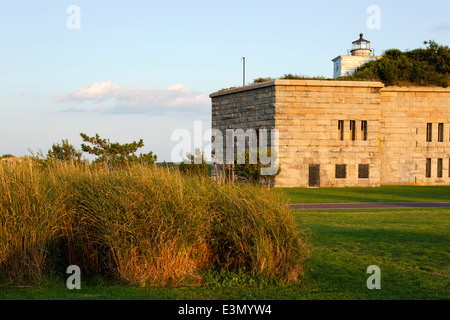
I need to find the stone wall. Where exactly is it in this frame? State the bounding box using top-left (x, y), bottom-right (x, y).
top-left (380, 86), bottom-right (450, 185)
top-left (210, 82), bottom-right (277, 178)
top-left (210, 80), bottom-right (450, 188)
top-left (273, 80), bottom-right (383, 188)
top-left (211, 82), bottom-right (276, 132)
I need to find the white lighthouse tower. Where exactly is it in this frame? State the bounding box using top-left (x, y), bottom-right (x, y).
top-left (332, 33), bottom-right (381, 78)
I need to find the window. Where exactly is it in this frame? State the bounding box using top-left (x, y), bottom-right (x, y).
top-left (437, 158), bottom-right (443, 178)
top-left (256, 129), bottom-right (260, 148)
top-left (335, 164), bottom-right (347, 179)
top-left (350, 120), bottom-right (356, 141)
top-left (361, 121), bottom-right (368, 141)
top-left (358, 164), bottom-right (369, 179)
top-left (338, 120), bottom-right (344, 141)
top-left (438, 123), bottom-right (444, 142)
top-left (426, 158), bottom-right (432, 178)
top-left (426, 123), bottom-right (432, 142)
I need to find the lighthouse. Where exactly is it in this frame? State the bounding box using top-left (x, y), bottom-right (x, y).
top-left (332, 33), bottom-right (381, 78)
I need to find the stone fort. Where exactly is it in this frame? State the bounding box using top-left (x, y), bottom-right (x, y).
top-left (210, 35), bottom-right (450, 188)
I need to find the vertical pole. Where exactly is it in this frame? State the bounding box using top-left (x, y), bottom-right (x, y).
top-left (241, 57), bottom-right (245, 86)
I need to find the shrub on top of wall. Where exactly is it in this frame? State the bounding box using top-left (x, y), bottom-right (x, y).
top-left (252, 41), bottom-right (449, 88)
top-left (342, 41), bottom-right (449, 87)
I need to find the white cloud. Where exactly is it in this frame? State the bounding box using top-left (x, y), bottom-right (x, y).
top-left (432, 23), bottom-right (450, 31)
top-left (54, 81), bottom-right (210, 114)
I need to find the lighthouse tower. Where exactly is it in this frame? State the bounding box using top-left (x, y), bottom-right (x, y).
top-left (332, 33), bottom-right (381, 78)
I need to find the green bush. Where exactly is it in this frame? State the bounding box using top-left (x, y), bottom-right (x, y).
top-left (177, 149), bottom-right (209, 177)
top-left (47, 139), bottom-right (82, 162)
top-left (252, 41), bottom-right (449, 87)
top-left (253, 77), bottom-right (275, 83)
top-left (345, 40), bottom-right (450, 87)
top-left (252, 74), bottom-right (327, 84)
top-left (234, 149), bottom-right (281, 186)
top-left (0, 154), bottom-right (15, 159)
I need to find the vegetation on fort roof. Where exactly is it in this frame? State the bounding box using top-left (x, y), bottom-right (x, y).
top-left (253, 74), bottom-right (327, 83)
top-left (219, 86), bottom-right (237, 91)
top-left (252, 41), bottom-right (449, 87)
top-left (343, 40), bottom-right (450, 87)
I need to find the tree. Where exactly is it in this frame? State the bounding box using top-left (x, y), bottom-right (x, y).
top-left (47, 139), bottom-right (82, 162)
top-left (0, 154), bottom-right (15, 159)
top-left (80, 133), bottom-right (157, 168)
top-left (178, 148), bottom-right (209, 177)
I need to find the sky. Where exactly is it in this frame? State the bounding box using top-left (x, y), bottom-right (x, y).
top-left (0, 0), bottom-right (449, 162)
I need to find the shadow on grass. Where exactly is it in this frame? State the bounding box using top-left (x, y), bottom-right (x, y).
top-left (349, 186), bottom-right (450, 202)
top-left (309, 224), bottom-right (449, 245)
top-left (282, 185), bottom-right (450, 204)
top-left (301, 224), bottom-right (449, 299)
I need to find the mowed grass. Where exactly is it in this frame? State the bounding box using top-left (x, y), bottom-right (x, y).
top-left (1, 209), bottom-right (448, 300)
top-left (279, 185), bottom-right (450, 204)
top-left (295, 209), bottom-right (450, 299)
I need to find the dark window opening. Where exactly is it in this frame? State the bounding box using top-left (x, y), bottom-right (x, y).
top-left (437, 158), bottom-right (443, 178)
top-left (358, 164), bottom-right (369, 179)
top-left (350, 120), bottom-right (356, 141)
top-left (426, 158), bottom-right (432, 178)
top-left (335, 164), bottom-right (347, 179)
top-left (256, 129), bottom-right (260, 148)
top-left (438, 123), bottom-right (444, 142)
top-left (338, 120), bottom-right (344, 140)
top-left (426, 123), bottom-right (432, 142)
top-left (361, 121), bottom-right (368, 141)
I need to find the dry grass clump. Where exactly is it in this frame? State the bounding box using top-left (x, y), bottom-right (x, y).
top-left (0, 160), bottom-right (70, 283)
top-left (0, 160), bottom-right (308, 286)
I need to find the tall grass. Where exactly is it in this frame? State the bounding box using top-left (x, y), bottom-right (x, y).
top-left (0, 160), bottom-right (308, 286)
top-left (0, 161), bottom-right (70, 283)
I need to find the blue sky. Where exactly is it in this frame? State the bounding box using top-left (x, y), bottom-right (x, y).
top-left (0, 0), bottom-right (448, 161)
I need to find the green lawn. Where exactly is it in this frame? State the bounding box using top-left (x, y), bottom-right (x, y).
top-left (1, 208), bottom-right (448, 300)
top-left (279, 185), bottom-right (450, 204)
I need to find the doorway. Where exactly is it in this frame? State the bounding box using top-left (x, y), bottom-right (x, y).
top-left (309, 164), bottom-right (320, 187)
